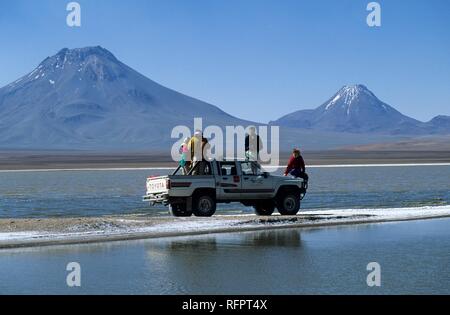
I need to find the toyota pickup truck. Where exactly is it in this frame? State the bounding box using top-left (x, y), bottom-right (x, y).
top-left (143, 159), bottom-right (308, 217)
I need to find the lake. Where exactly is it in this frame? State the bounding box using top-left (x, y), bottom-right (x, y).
top-left (0, 218), bottom-right (449, 294)
top-left (1, 165), bottom-right (449, 218)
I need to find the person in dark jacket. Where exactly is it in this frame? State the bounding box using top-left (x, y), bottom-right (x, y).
top-left (284, 148), bottom-right (308, 181)
top-left (245, 126), bottom-right (263, 161)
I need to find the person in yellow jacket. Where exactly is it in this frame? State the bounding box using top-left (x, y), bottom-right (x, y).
top-left (188, 131), bottom-right (201, 163)
top-left (188, 131), bottom-right (210, 175)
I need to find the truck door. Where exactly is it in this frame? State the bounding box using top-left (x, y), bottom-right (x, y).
top-left (216, 161), bottom-right (241, 200)
top-left (239, 161), bottom-right (274, 199)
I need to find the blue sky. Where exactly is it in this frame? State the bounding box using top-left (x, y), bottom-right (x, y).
top-left (0, 0), bottom-right (449, 123)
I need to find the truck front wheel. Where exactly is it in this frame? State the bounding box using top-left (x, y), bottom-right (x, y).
top-left (169, 203), bottom-right (192, 217)
top-left (277, 193), bottom-right (300, 215)
top-left (193, 195), bottom-right (216, 217)
top-left (254, 201), bottom-right (275, 216)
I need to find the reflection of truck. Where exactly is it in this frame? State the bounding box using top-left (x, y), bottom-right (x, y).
top-left (143, 159), bottom-right (308, 217)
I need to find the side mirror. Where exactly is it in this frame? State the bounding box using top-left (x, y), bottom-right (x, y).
top-left (263, 172), bottom-right (269, 178)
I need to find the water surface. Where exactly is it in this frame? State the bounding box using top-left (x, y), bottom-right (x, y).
top-left (1, 165), bottom-right (449, 218)
top-left (0, 218), bottom-right (449, 294)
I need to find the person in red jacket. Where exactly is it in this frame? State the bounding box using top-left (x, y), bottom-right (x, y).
top-left (284, 148), bottom-right (308, 181)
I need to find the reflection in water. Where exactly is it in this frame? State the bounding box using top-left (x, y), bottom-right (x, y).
top-left (141, 229), bottom-right (304, 294)
top-left (146, 229), bottom-right (302, 256)
top-left (241, 229), bottom-right (301, 247)
top-left (168, 239), bottom-right (218, 251)
top-left (1, 240), bottom-right (123, 257)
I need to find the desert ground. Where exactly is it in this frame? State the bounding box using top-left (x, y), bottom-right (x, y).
top-left (1, 150), bottom-right (450, 170)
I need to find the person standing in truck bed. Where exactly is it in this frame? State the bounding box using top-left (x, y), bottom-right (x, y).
top-left (189, 131), bottom-right (210, 175)
top-left (179, 137), bottom-right (191, 175)
top-left (245, 126), bottom-right (263, 161)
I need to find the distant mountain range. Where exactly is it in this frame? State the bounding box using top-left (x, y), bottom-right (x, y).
top-left (271, 84), bottom-right (450, 135)
top-left (0, 47), bottom-right (448, 151)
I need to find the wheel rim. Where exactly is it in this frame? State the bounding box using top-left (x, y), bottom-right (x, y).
top-left (199, 198), bottom-right (212, 212)
top-left (284, 196), bottom-right (296, 211)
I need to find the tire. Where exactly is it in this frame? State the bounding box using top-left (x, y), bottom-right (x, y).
top-left (193, 195), bottom-right (216, 217)
top-left (254, 201), bottom-right (275, 216)
top-left (277, 192), bottom-right (300, 215)
top-left (169, 203), bottom-right (192, 217)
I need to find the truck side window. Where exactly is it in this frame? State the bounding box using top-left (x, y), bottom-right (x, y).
top-left (204, 162), bottom-right (212, 175)
top-left (190, 161), bottom-right (212, 176)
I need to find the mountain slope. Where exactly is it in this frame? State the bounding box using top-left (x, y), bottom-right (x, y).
top-left (271, 85), bottom-right (449, 135)
top-left (0, 46), bottom-right (250, 149)
top-left (425, 115), bottom-right (450, 134)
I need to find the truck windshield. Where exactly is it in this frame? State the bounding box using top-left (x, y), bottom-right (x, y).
top-left (240, 161), bottom-right (264, 176)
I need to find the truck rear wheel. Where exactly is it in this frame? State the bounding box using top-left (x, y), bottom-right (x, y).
top-left (193, 195), bottom-right (216, 217)
top-left (277, 193), bottom-right (300, 215)
top-left (254, 201), bottom-right (275, 216)
top-left (169, 203), bottom-right (192, 217)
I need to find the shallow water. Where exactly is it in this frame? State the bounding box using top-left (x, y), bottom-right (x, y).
top-left (0, 218), bottom-right (449, 294)
top-left (0, 165), bottom-right (449, 218)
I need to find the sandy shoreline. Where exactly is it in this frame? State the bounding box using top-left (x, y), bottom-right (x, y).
top-left (1, 206), bottom-right (449, 249)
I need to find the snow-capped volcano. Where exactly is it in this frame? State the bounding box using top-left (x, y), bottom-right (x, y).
top-left (324, 85), bottom-right (381, 112)
top-left (272, 84), bottom-right (449, 135)
top-left (316, 84), bottom-right (414, 131)
top-left (0, 46), bottom-right (250, 149)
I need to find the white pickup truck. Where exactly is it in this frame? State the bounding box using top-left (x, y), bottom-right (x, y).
top-left (143, 159), bottom-right (308, 217)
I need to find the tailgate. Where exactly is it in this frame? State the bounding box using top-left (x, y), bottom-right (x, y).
top-left (146, 176), bottom-right (169, 195)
